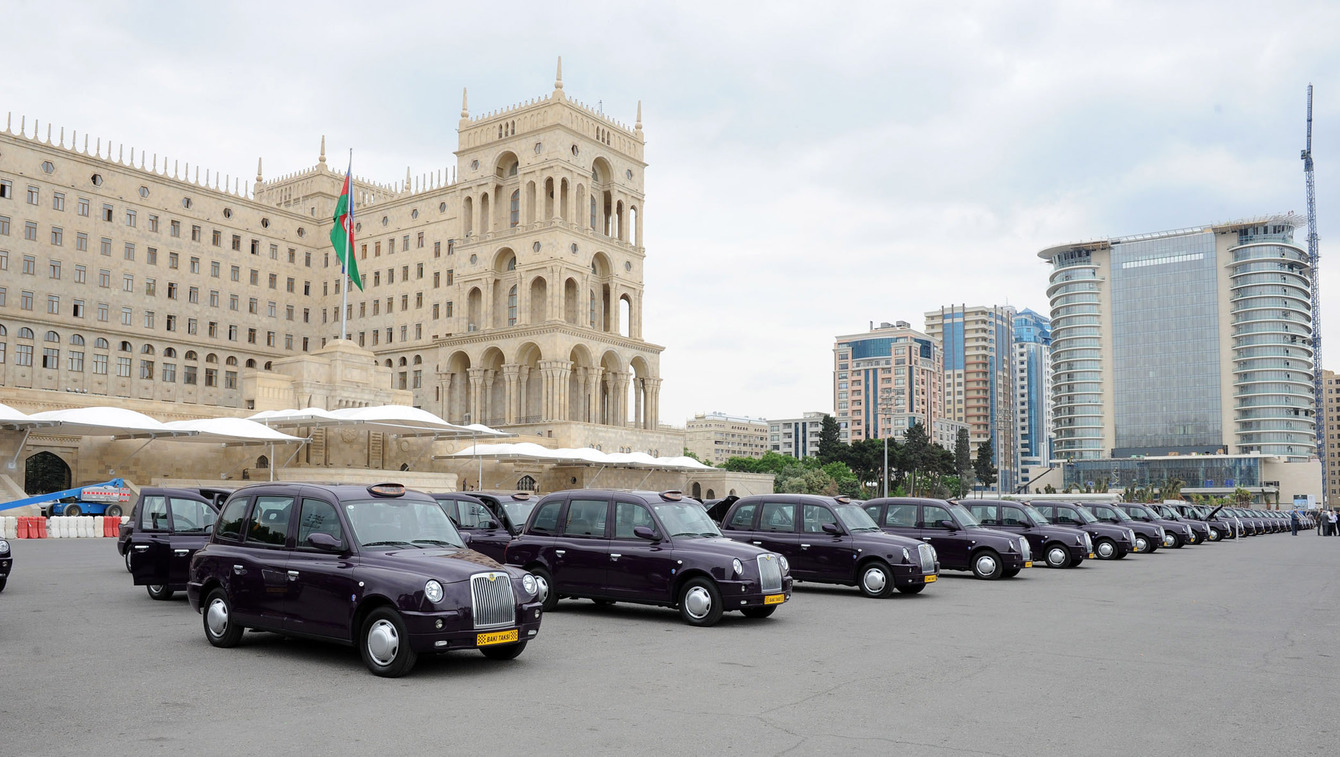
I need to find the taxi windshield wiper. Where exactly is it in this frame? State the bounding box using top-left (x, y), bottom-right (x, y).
top-left (411, 539), bottom-right (459, 547)
top-left (362, 540), bottom-right (416, 548)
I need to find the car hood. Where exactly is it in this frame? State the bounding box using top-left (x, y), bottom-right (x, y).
top-left (359, 547), bottom-right (509, 582)
top-left (961, 526), bottom-right (1030, 544)
top-left (678, 536), bottom-right (777, 559)
top-left (849, 530), bottom-right (924, 549)
top-left (1025, 524), bottom-right (1087, 540)
top-left (1083, 522), bottom-right (1132, 539)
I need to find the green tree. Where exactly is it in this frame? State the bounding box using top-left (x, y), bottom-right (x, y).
top-left (817, 414), bottom-right (843, 464)
top-left (954, 428), bottom-right (972, 497)
top-left (821, 461), bottom-right (863, 498)
top-left (681, 448), bottom-right (704, 464)
top-left (973, 439), bottom-right (997, 493)
top-left (777, 467), bottom-right (839, 495)
top-left (902, 422), bottom-right (934, 496)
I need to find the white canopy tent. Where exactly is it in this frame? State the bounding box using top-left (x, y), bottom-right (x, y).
top-left (441, 442), bottom-right (715, 490)
top-left (16, 406), bottom-right (200, 477)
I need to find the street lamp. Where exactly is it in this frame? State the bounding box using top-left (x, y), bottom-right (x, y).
top-left (879, 387), bottom-right (893, 498)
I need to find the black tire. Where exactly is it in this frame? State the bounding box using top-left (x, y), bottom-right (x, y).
top-left (896, 583), bottom-right (926, 595)
top-left (124, 549), bottom-right (133, 573)
top-left (856, 561), bottom-right (895, 598)
top-left (0, 577), bottom-right (6, 593)
top-left (1113, 549), bottom-right (1128, 560)
top-left (360, 607), bottom-right (417, 677)
top-left (1094, 538), bottom-right (1118, 560)
top-left (741, 605), bottom-right (777, 618)
top-left (65, 504), bottom-right (82, 517)
top-left (1002, 567), bottom-right (1021, 578)
top-left (202, 588), bottom-right (244, 647)
top-left (1133, 535), bottom-right (1151, 553)
top-left (530, 567), bottom-right (558, 612)
top-left (480, 641), bottom-right (527, 661)
top-left (147, 584), bottom-right (174, 601)
top-left (105, 505), bottom-right (123, 518)
top-left (970, 549), bottom-right (1004, 580)
top-left (1044, 543), bottom-right (1073, 569)
top-left (677, 577), bottom-right (724, 627)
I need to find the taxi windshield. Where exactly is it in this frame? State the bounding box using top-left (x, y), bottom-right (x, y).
top-left (502, 501), bottom-right (536, 527)
top-left (1066, 506), bottom-right (1099, 524)
top-left (834, 504), bottom-right (880, 532)
top-left (946, 503), bottom-right (981, 528)
top-left (1104, 507), bottom-right (1133, 522)
top-left (1126, 505), bottom-right (1155, 519)
top-left (343, 498), bottom-right (466, 550)
top-left (654, 502), bottom-right (723, 538)
top-left (1159, 508), bottom-right (1182, 520)
top-left (1021, 505), bottom-right (1050, 527)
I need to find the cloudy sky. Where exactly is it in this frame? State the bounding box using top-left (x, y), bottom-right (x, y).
top-left (7, 0), bottom-right (1338, 426)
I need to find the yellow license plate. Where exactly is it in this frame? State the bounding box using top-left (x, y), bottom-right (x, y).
top-left (764, 594), bottom-right (785, 605)
top-left (925, 575), bottom-right (937, 583)
top-left (1024, 561), bottom-right (1033, 568)
top-left (476, 629), bottom-right (519, 646)
top-left (1089, 553), bottom-right (1096, 559)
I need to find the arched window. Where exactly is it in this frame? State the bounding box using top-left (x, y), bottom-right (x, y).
top-left (119, 341), bottom-right (132, 352)
top-left (398, 357), bottom-right (407, 367)
top-left (18, 328), bottom-right (34, 340)
top-left (204, 353), bottom-right (216, 363)
top-left (507, 285), bottom-right (518, 326)
top-left (94, 337), bottom-right (108, 349)
top-left (141, 344), bottom-right (155, 355)
top-left (590, 196), bottom-right (597, 230)
top-left (225, 356), bottom-right (237, 366)
top-left (589, 292), bottom-right (596, 328)
top-left (245, 358), bottom-right (256, 368)
top-left (45, 330), bottom-right (60, 342)
top-left (185, 350), bottom-right (198, 361)
top-left (509, 189), bottom-right (520, 227)
top-left (506, 257), bottom-right (516, 271)
top-left (517, 475), bottom-right (537, 492)
top-left (0, 325), bottom-right (6, 336)
top-left (413, 355), bottom-right (422, 365)
top-left (263, 361), bottom-right (272, 370)
top-left (70, 334), bottom-right (85, 346)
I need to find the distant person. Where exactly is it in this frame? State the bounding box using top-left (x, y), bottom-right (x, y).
top-left (1319, 510), bottom-right (1326, 536)
top-left (1291, 509), bottom-right (1299, 536)
top-left (1329, 509), bottom-right (1338, 537)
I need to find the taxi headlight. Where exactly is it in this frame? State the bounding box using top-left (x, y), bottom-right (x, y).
top-left (901, 547), bottom-right (911, 563)
top-left (424, 580), bottom-right (444, 604)
top-left (0, 539), bottom-right (9, 555)
top-left (778, 555), bottom-right (789, 574)
top-left (521, 573), bottom-right (538, 596)
top-left (732, 558), bottom-right (744, 576)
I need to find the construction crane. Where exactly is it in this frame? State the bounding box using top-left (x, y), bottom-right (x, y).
top-left (1302, 84), bottom-right (1324, 504)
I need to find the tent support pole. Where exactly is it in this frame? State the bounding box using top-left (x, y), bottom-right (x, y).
top-left (108, 438), bottom-right (156, 476)
top-left (403, 432), bottom-right (442, 471)
top-left (634, 469), bottom-right (654, 490)
top-left (587, 465), bottom-right (606, 489)
top-left (7, 428), bottom-right (32, 471)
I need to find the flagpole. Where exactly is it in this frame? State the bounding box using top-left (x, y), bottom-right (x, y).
top-left (341, 149), bottom-right (352, 341)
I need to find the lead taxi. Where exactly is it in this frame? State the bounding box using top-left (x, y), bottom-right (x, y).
top-left (187, 483), bottom-right (543, 677)
top-left (505, 490), bottom-right (792, 627)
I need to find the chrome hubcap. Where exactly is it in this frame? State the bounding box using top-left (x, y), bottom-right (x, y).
top-left (1047, 547), bottom-right (1067, 567)
top-left (1163, 535), bottom-right (1176, 547)
top-left (975, 555), bottom-right (997, 576)
top-left (1097, 541), bottom-right (1114, 558)
top-left (206, 598), bottom-right (229, 637)
top-left (683, 586), bottom-right (712, 619)
top-left (533, 574), bottom-right (549, 605)
top-left (862, 567), bottom-right (887, 593)
top-left (366, 619), bottom-right (400, 666)
top-left (149, 584), bottom-right (165, 595)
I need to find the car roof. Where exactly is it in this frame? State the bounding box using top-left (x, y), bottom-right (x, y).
top-left (225, 482), bottom-right (435, 501)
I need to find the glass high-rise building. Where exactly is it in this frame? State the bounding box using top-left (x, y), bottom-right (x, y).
top-left (1039, 215), bottom-right (1317, 461)
top-left (1014, 308), bottom-right (1052, 488)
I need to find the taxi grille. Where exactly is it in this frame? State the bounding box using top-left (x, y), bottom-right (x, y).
top-left (917, 543), bottom-right (935, 573)
top-left (470, 572), bottom-right (516, 629)
top-left (1020, 538), bottom-right (1032, 562)
top-left (756, 555), bottom-right (783, 593)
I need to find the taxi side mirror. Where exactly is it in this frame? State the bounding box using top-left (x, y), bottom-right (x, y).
top-left (459, 531), bottom-right (473, 545)
top-left (936, 519), bottom-right (958, 531)
top-left (821, 522), bottom-right (843, 536)
top-left (485, 519), bottom-right (501, 530)
top-left (633, 525), bottom-right (659, 541)
top-left (306, 532), bottom-right (343, 552)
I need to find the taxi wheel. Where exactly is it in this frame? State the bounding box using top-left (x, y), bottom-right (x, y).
top-left (1166, 534), bottom-right (1183, 549)
top-left (480, 641), bottom-right (527, 661)
top-left (970, 550), bottom-right (1004, 580)
top-left (1094, 538), bottom-right (1117, 560)
top-left (1045, 544), bottom-right (1072, 569)
top-left (0, 578), bottom-right (6, 593)
top-left (896, 583), bottom-right (926, 595)
top-left (741, 605), bottom-right (777, 619)
top-left (124, 549), bottom-right (133, 573)
top-left (361, 607), bottom-right (417, 678)
top-left (678, 577), bottom-right (724, 627)
top-left (530, 567), bottom-right (558, 612)
top-left (857, 561), bottom-right (894, 598)
top-left (1133, 535), bottom-right (1151, 553)
top-left (147, 584), bottom-right (174, 601)
top-left (203, 588), bottom-right (244, 648)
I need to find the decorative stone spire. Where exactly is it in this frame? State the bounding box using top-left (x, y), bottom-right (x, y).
top-left (635, 100), bottom-right (643, 137)
top-left (461, 87), bottom-right (469, 119)
top-left (319, 135), bottom-right (327, 165)
top-left (552, 56), bottom-right (565, 101)
top-left (256, 157), bottom-right (263, 184)
top-left (405, 166), bottom-right (412, 192)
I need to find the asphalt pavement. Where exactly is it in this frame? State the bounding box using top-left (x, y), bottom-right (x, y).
top-left (2, 531), bottom-right (1338, 756)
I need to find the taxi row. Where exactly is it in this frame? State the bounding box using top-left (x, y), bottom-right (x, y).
top-left (114, 483), bottom-right (1291, 677)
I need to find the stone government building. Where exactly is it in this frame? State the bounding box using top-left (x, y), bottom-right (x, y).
top-left (0, 63), bottom-right (765, 499)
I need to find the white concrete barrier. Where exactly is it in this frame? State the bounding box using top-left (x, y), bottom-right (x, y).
top-left (1, 516), bottom-right (15, 539)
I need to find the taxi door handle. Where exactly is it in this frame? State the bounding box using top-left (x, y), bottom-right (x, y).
top-left (287, 570), bottom-right (300, 581)
top-left (555, 549), bottom-right (566, 557)
top-left (921, 537), bottom-right (933, 542)
top-left (233, 564), bottom-right (246, 575)
top-left (610, 553), bottom-right (621, 561)
top-left (750, 541), bottom-right (763, 545)
top-left (173, 549), bottom-right (189, 556)
top-left (800, 544), bottom-right (811, 549)
top-left (134, 545), bottom-right (150, 552)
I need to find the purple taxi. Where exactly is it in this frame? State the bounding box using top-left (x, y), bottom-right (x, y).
top-left (187, 483), bottom-right (543, 677)
top-left (504, 489), bottom-right (791, 627)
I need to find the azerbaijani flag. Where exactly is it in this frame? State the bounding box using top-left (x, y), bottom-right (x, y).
top-left (330, 167), bottom-right (363, 290)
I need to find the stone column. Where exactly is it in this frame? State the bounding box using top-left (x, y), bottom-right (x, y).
top-left (437, 372), bottom-right (453, 422)
top-left (518, 365), bottom-right (531, 423)
top-left (502, 364), bottom-right (521, 425)
top-left (634, 377), bottom-right (644, 428)
top-left (643, 377), bottom-right (661, 429)
top-left (606, 371), bottom-right (629, 427)
top-left (481, 369), bottom-right (497, 426)
top-left (467, 368), bottom-right (487, 424)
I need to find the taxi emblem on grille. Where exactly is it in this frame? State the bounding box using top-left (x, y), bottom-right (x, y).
top-left (763, 555), bottom-right (773, 561)
top-left (488, 573), bottom-right (498, 581)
